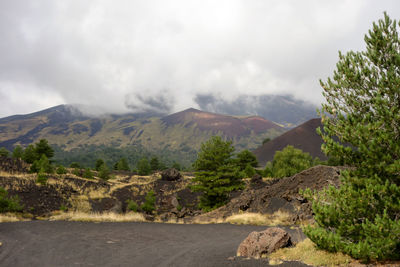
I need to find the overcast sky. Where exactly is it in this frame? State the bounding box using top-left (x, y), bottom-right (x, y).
top-left (0, 0), bottom-right (399, 117)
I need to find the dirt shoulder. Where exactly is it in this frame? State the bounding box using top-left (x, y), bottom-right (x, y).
top-left (0, 221), bottom-right (310, 267)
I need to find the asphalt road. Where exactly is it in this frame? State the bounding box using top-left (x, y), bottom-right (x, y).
top-left (0, 221), bottom-right (309, 267)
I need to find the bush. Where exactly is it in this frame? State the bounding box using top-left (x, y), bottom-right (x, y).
top-left (98, 163), bottom-right (110, 180)
top-left (36, 172), bottom-right (48, 185)
top-left (267, 145), bottom-right (314, 178)
top-left (95, 159), bottom-right (105, 171)
top-left (56, 165), bottom-right (67, 175)
top-left (0, 187), bottom-right (22, 212)
top-left (126, 200), bottom-right (139, 212)
top-left (82, 168), bottom-right (94, 179)
top-left (137, 157), bottom-right (151, 175)
top-left (0, 147), bottom-right (10, 157)
top-left (244, 164), bottom-right (256, 178)
top-left (30, 154), bottom-right (54, 174)
top-left (141, 190), bottom-right (156, 214)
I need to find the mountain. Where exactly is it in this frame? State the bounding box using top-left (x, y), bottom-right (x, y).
top-left (253, 118), bottom-right (326, 166)
top-left (0, 105), bottom-right (285, 166)
top-left (194, 94), bottom-right (318, 127)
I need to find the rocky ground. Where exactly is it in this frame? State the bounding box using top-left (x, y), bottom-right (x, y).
top-left (0, 156), bottom-right (345, 223)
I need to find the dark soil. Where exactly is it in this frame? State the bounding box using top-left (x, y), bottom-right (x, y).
top-left (0, 221), bottom-right (310, 267)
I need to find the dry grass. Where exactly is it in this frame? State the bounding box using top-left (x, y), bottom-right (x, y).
top-left (269, 238), bottom-right (356, 267)
top-left (225, 211), bottom-right (292, 226)
top-left (49, 211), bottom-right (146, 222)
top-left (0, 213), bottom-right (30, 223)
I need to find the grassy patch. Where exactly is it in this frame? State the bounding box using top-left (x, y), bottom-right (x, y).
top-left (49, 211), bottom-right (146, 222)
top-left (268, 238), bottom-right (355, 266)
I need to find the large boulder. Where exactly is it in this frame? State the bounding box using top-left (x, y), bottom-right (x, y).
top-left (237, 227), bottom-right (291, 258)
top-left (161, 168), bottom-right (182, 181)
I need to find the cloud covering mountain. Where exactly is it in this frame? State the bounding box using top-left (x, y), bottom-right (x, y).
top-left (1, 0), bottom-right (399, 117)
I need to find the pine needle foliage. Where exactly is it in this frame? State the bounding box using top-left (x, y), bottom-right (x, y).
top-left (191, 136), bottom-right (244, 211)
top-left (305, 13), bottom-right (400, 262)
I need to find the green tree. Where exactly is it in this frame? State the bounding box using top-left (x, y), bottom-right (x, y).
top-left (22, 144), bottom-right (37, 164)
top-left (236, 149), bottom-right (258, 171)
top-left (95, 159), bottom-right (105, 171)
top-left (262, 137), bottom-right (271, 145)
top-left (30, 154), bottom-right (54, 174)
top-left (116, 158), bottom-right (130, 171)
top-left (98, 163), bottom-right (110, 180)
top-left (305, 13), bottom-right (400, 261)
top-left (70, 162), bottom-right (81, 169)
top-left (0, 147), bottom-right (10, 157)
top-left (35, 139), bottom-right (54, 159)
top-left (150, 156), bottom-right (160, 171)
top-left (268, 145), bottom-right (314, 178)
top-left (191, 136), bottom-right (244, 211)
top-left (171, 162), bottom-right (182, 171)
top-left (12, 145), bottom-right (24, 159)
top-left (141, 190), bottom-right (156, 214)
top-left (137, 157), bottom-right (151, 175)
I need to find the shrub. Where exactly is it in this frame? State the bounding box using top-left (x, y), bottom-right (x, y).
top-left (0, 187), bottom-right (22, 212)
top-left (98, 164), bottom-right (110, 180)
top-left (56, 165), bottom-right (67, 175)
top-left (268, 145), bottom-right (314, 178)
top-left (82, 168), bottom-right (94, 179)
top-left (137, 157), bottom-right (151, 175)
top-left (0, 147), bottom-right (10, 157)
top-left (126, 200), bottom-right (139, 212)
top-left (244, 164), bottom-right (256, 178)
top-left (30, 154), bottom-right (54, 174)
top-left (141, 190), bottom-right (156, 214)
top-left (36, 172), bottom-right (48, 185)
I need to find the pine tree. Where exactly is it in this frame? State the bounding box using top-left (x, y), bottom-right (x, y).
top-left (0, 147), bottom-right (9, 157)
top-left (22, 144), bottom-right (37, 163)
top-left (35, 139), bottom-right (54, 159)
top-left (305, 13), bottom-right (400, 261)
top-left (236, 149), bottom-right (258, 171)
top-left (137, 157), bottom-right (151, 175)
top-left (12, 145), bottom-right (23, 159)
top-left (191, 136), bottom-right (244, 211)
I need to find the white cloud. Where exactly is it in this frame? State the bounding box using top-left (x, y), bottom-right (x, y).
top-left (0, 0), bottom-right (399, 117)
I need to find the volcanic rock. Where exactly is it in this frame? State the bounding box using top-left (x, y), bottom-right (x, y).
top-left (237, 227), bottom-right (291, 258)
top-left (161, 168), bottom-right (182, 181)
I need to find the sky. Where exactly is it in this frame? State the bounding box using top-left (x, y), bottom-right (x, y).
top-left (0, 0), bottom-right (399, 117)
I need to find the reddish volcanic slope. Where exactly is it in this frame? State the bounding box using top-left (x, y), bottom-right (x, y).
top-left (161, 108), bottom-right (282, 138)
top-left (253, 118), bottom-right (327, 166)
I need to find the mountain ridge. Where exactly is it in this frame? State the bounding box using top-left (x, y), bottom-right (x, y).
top-left (0, 105), bottom-right (285, 166)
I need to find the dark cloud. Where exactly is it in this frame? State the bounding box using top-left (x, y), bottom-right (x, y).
top-left (194, 93), bottom-right (317, 125)
top-left (125, 91), bottom-right (174, 115)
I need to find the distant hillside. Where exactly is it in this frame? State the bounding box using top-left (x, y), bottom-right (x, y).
top-left (194, 94), bottom-right (318, 127)
top-left (253, 118), bottom-right (326, 166)
top-left (0, 105), bottom-right (285, 167)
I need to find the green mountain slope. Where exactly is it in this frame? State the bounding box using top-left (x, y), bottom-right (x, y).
top-left (0, 105), bottom-right (285, 167)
